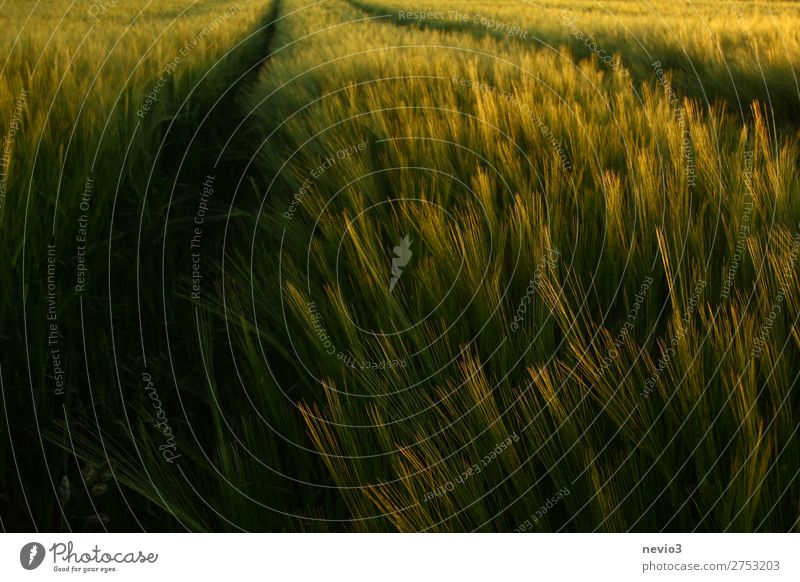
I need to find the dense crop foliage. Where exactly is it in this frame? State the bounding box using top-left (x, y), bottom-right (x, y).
top-left (0, 0), bottom-right (273, 531)
top-left (2, 0), bottom-right (799, 531)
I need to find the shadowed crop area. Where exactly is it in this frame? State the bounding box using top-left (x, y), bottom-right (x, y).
top-left (1, 0), bottom-right (799, 532)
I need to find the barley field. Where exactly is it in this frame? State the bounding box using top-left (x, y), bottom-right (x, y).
top-left (1, 0), bottom-right (799, 532)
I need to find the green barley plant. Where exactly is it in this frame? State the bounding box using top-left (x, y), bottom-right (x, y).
top-left (0, 0), bottom-right (281, 531)
top-left (2, 0), bottom-right (799, 532)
